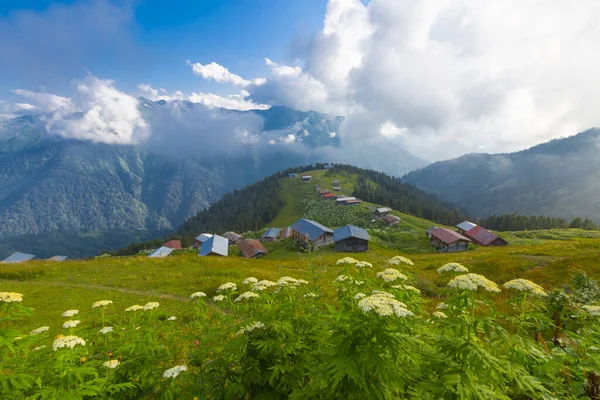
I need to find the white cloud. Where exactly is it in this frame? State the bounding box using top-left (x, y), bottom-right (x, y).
top-left (186, 60), bottom-right (265, 87)
top-left (12, 89), bottom-right (73, 112)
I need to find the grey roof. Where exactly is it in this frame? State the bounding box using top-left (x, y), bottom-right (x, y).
top-left (262, 228), bottom-right (281, 239)
top-left (148, 246), bottom-right (174, 258)
top-left (48, 255), bottom-right (68, 262)
top-left (291, 218), bottom-right (333, 241)
top-left (2, 252), bottom-right (35, 263)
top-left (195, 233), bottom-right (213, 243)
top-left (334, 225), bottom-right (370, 242)
top-left (425, 226), bottom-right (439, 234)
top-left (377, 207), bottom-right (391, 213)
top-left (457, 221), bottom-right (477, 231)
top-left (198, 235), bottom-right (229, 256)
top-left (336, 196), bottom-right (356, 202)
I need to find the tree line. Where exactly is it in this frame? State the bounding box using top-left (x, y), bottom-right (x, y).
top-left (476, 214), bottom-right (597, 231)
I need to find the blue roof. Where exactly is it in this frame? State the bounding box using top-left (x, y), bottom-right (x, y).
top-left (148, 246), bottom-right (174, 258)
top-left (262, 228), bottom-right (281, 239)
top-left (334, 225), bottom-right (370, 242)
top-left (2, 252), bottom-right (35, 263)
top-left (198, 235), bottom-right (229, 256)
top-left (291, 218), bottom-right (333, 241)
top-left (195, 233), bottom-right (213, 243)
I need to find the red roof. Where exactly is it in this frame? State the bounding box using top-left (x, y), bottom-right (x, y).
top-left (163, 240), bottom-right (182, 250)
top-left (464, 226), bottom-right (507, 246)
top-left (323, 193), bottom-right (336, 199)
top-left (237, 239), bottom-right (268, 258)
top-left (430, 228), bottom-right (471, 245)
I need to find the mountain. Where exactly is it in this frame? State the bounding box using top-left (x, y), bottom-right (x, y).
top-left (403, 128), bottom-right (600, 222)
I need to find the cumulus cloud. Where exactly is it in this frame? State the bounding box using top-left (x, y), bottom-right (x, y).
top-left (11, 89), bottom-right (73, 112)
top-left (186, 60), bottom-right (266, 87)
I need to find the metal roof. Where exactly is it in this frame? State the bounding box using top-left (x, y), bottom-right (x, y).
top-left (48, 255), bottom-right (68, 262)
top-left (148, 246), bottom-right (174, 258)
top-left (334, 225), bottom-right (370, 242)
top-left (430, 228), bottom-right (471, 245)
top-left (425, 226), bottom-right (439, 233)
top-left (198, 235), bottom-right (229, 256)
top-left (237, 239), bottom-right (268, 258)
top-left (262, 228), bottom-right (280, 239)
top-left (223, 232), bottom-right (244, 243)
top-left (465, 226), bottom-right (507, 246)
top-left (2, 252), bottom-right (35, 263)
top-left (457, 221), bottom-right (477, 231)
top-left (291, 218), bottom-right (333, 241)
top-left (163, 240), bottom-right (182, 249)
top-left (377, 207), bottom-right (391, 213)
top-left (336, 197), bottom-right (356, 202)
top-left (195, 233), bottom-right (213, 243)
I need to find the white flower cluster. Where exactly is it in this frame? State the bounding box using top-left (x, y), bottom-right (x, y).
top-left (30, 326), bottom-right (50, 335)
top-left (277, 276), bottom-right (309, 287)
top-left (358, 292), bottom-right (413, 318)
top-left (0, 292), bottom-right (23, 303)
top-left (62, 309), bottom-right (79, 317)
top-left (103, 360), bottom-right (120, 369)
top-left (242, 277), bottom-right (258, 285)
top-left (388, 256), bottom-right (414, 266)
top-left (92, 300), bottom-right (113, 308)
top-left (334, 275), bottom-right (364, 285)
top-left (503, 279), bottom-right (547, 297)
top-left (33, 345), bottom-right (46, 351)
top-left (62, 320), bottom-right (81, 329)
top-left (167, 316), bottom-right (177, 321)
top-left (391, 284), bottom-right (421, 294)
top-left (234, 291), bottom-right (260, 302)
top-left (217, 282), bottom-right (237, 292)
top-left (98, 326), bottom-right (113, 334)
top-left (53, 335), bottom-right (86, 351)
top-left (212, 295), bottom-right (225, 302)
top-left (582, 305), bottom-right (600, 316)
top-left (447, 273), bottom-right (501, 293)
top-left (376, 268), bottom-right (408, 283)
top-left (436, 302), bottom-right (447, 310)
top-left (303, 292), bottom-right (318, 298)
top-left (355, 261), bottom-right (373, 268)
top-left (190, 292), bottom-right (206, 299)
top-left (143, 302), bottom-right (160, 310)
top-left (125, 305), bottom-right (144, 312)
top-left (336, 257), bottom-right (359, 265)
top-left (437, 263), bottom-right (469, 274)
top-left (354, 293), bottom-right (366, 300)
top-left (371, 290), bottom-right (395, 298)
top-left (236, 321), bottom-right (266, 335)
top-left (252, 280), bottom-right (277, 291)
top-left (432, 311), bottom-right (448, 319)
top-left (163, 365), bottom-right (188, 379)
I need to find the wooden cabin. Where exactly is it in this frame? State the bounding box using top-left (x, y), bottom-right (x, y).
top-left (334, 225), bottom-right (370, 252)
top-left (261, 228), bottom-right (281, 242)
top-left (462, 225), bottom-right (508, 247)
top-left (430, 228), bottom-right (471, 253)
top-left (374, 207), bottom-right (391, 219)
top-left (301, 175), bottom-right (312, 182)
top-left (290, 218), bottom-right (334, 248)
top-left (237, 239), bottom-right (268, 259)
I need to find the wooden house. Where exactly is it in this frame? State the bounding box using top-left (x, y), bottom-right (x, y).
top-left (374, 207), bottom-right (391, 219)
top-left (288, 173), bottom-right (298, 178)
top-left (336, 196), bottom-right (356, 205)
top-left (163, 240), bottom-right (183, 250)
top-left (237, 239), bottom-right (268, 259)
top-left (280, 226), bottom-right (292, 239)
top-left (223, 232), bottom-right (245, 246)
top-left (290, 218), bottom-right (334, 248)
top-left (332, 180), bottom-right (340, 186)
top-left (343, 199), bottom-right (362, 206)
top-left (425, 227), bottom-right (439, 238)
top-left (462, 225), bottom-right (508, 247)
top-left (322, 193), bottom-right (336, 200)
top-left (383, 215), bottom-right (401, 226)
top-left (456, 221), bottom-right (477, 235)
top-left (301, 175), bottom-right (312, 182)
top-left (261, 228), bottom-right (281, 242)
top-left (334, 225), bottom-right (370, 252)
top-left (430, 228), bottom-right (471, 252)
top-left (198, 235), bottom-right (228, 257)
top-left (319, 189), bottom-right (332, 196)
top-left (332, 186), bottom-right (342, 191)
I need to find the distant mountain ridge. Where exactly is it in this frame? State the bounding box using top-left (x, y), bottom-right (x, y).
top-left (403, 128), bottom-right (600, 222)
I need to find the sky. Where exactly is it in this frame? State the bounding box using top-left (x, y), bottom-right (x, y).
top-left (1, 0), bottom-right (600, 162)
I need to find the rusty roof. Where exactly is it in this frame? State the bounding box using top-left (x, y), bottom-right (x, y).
top-left (465, 226), bottom-right (507, 246)
top-left (430, 228), bottom-right (471, 245)
top-left (163, 240), bottom-right (183, 250)
top-left (237, 239), bottom-right (268, 258)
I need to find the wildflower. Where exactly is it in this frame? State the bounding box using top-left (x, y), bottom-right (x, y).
top-left (334, 275), bottom-right (364, 285)
top-left (391, 284), bottom-right (421, 294)
top-left (14, 337), bottom-right (22, 341)
top-left (30, 326), bottom-right (50, 335)
top-left (355, 261), bottom-right (373, 268)
top-left (354, 293), bottom-right (366, 300)
top-left (503, 279), bottom-right (547, 297)
top-left (336, 257), bottom-right (359, 265)
top-left (447, 273), bottom-right (501, 293)
top-left (376, 268), bottom-right (408, 283)
top-left (103, 360), bottom-right (120, 369)
top-left (53, 335), bottom-right (86, 351)
top-left (436, 302), bottom-right (447, 310)
top-left (143, 302), bottom-right (160, 310)
top-left (242, 277), bottom-right (258, 285)
top-left (437, 263), bottom-right (469, 274)
top-left (234, 291), bottom-right (260, 302)
top-left (0, 292), bottom-right (23, 303)
top-left (358, 292), bottom-right (413, 318)
top-left (433, 311), bottom-right (448, 319)
top-left (98, 326), bottom-right (113, 334)
top-left (33, 345), bottom-right (46, 351)
top-left (125, 305), bottom-right (144, 312)
top-left (216, 282), bottom-right (237, 292)
top-left (236, 321), bottom-right (266, 335)
top-left (167, 316), bottom-right (177, 321)
top-left (371, 290), bottom-right (396, 298)
top-left (582, 305), bottom-right (600, 316)
top-left (388, 256), bottom-right (414, 266)
top-left (335, 275), bottom-right (349, 282)
top-left (92, 300), bottom-right (113, 308)
top-left (62, 320), bottom-right (81, 329)
top-left (296, 279), bottom-right (309, 285)
top-left (163, 365), bottom-right (188, 379)
top-left (304, 292), bottom-right (318, 298)
top-left (212, 295), bottom-right (225, 302)
top-left (62, 310), bottom-right (79, 317)
top-left (252, 280), bottom-right (277, 291)
top-left (190, 292), bottom-right (206, 299)
top-left (277, 276), bottom-right (298, 286)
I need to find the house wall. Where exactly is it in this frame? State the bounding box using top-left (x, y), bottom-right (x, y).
top-left (431, 237), bottom-right (469, 252)
top-left (335, 239), bottom-right (369, 252)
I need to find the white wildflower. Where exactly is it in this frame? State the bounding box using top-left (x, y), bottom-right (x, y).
top-left (447, 273), bottom-right (501, 293)
top-left (252, 280), bottom-right (277, 291)
top-left (92, 300), bottom-right (113, 308)
top-left (190, 292), bottom-right (206, 299)
top-left (212, 295), bottom-right (225, 302)
top-left (336, 257), bottom-right (359, 265)
top-left (354, 293), bottom-right (366, 300)
top-left (143, 302), bottom-right (160, 310)
top-left (52, 335), bottom-right (86, 351)
top-left (296, 279), bottom-right (309, 285)
top-left (277, 276), bottom-right (298, 286)
top-left (103, 360), bottom-right (120, 369)
top-left (30, 326), bottom-right (50, 335)
top-left (234, 291), bottom-right (259, 302)
top-left (236, 321), bottom-right (266, 335)
top-left (503, 279), bottom-right (547, 297)
top-left (125, 305), bottom-right (144, 312)
top-left (334, 275), bottom-right (364, 285)
top-left (391, 284), bottom-right (421, 294)
top-left (388, 256), bottom-right (414, 266)
top-left (355, 261), bottom-right (373, 268)
top-left (242, 277), bottom-right (258, 285)
top-left (14, 337), bottom-right (22, 341)
top-left (33, 345), bottom-right (46, 351)
top-left (437, 263), bottom-right (469, 274)
top-left (433, 311), bottom-right (448, 319)
top-left (62, 310), bottom-right (79, 317)
top-left (163, 365), bottom-right (188, 379)
top-left (62, 320), bottom-right (81, 329)
top-left (98, 326), bottom-right (113, 334)
top-left (436, 302), bottom-right (447, 310)
top-left (304, 292), bottom-right (318, 298)
top-left (582, 305), bottom-right (600, 316)
top-left (376, 268), bottom-right (408, 283)
top-left (371, 290), bottom-right (396, 299)
top-left (0, 292), bottom-right (23, 303)
top-left (358, 293), bottom-right (413, 318)
top-left (335, 275), bottom-right (349, 282)
top-left (216, 282), bottom-right (237, 292)
top-left (167, 316), bottom-right (177, 321)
